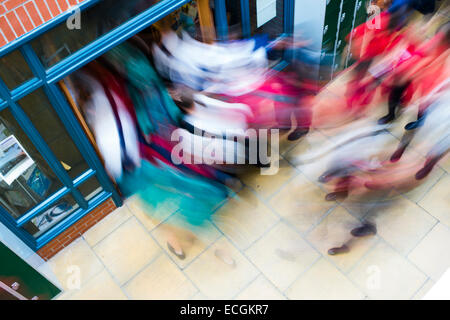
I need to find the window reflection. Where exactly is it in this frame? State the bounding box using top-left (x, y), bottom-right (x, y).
top-left (0, 51), bottom-right (34, 89)
top-left (26, 194), bottom-right (78, 238)
top-left (79, 177), bottom-right (103, 202)
top-left (31, 0), bottom-right (161, 68)
top-left (0, 108), bottom-right (62, 218)
top-left (18, 89), bottom-right (90, 180)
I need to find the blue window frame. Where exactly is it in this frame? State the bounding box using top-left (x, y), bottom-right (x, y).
top-left (0, 0), bottom-right (294, 251)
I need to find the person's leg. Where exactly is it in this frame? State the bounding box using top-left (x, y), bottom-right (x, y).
top-left (288, 98), bottom-right (312, 141)
top-left (325, 176), bottom-right (352, 201)
top-left (416, 149), bottom-right (449, 180)
top-left (351, 190), bottom-right (395, 239)
top-left (346, 59), bottom-right (373, 109)
top-left (390, 130), bottom-right (415, 162)
top-left (287, 110), bottom-right (310, 141)
top-left (405, 104), bottom-right (428, 130)
top-left (350, 59), bottom-right (373, 85)
top-left (329, 195), bottom-right (383, 255)
top-left (378, 83), bottom-right (406, 124)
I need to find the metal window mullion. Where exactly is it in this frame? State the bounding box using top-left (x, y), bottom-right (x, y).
top-left (20, 44), bottom-right (122, 207)
top-left (0, 0), bottom-right (101, 59)
top-left (10, 78), bottom-right (44, 102)
top-left (214, 0), bottom-right (228, 40)
top-left (240, 0), bottom-right (251, 37)
top-left (283, 0), bottom-right (295, 61)
top-left (0, 79), bottom-right (88, 211)
top-left (73, 169), bottom-right (96, 187)
top-left (16, 187), bottom-right (71, 227)
top-left (10, 102), bottom-right (88, 210)
top-left (35, 190), bottom-right (111, 249)
top-left (45, 0), bottom-right (192, 83)
top-left (17, 168), bottom-right (95, 229)
top-left (283, 0), bottom-right (295, 35)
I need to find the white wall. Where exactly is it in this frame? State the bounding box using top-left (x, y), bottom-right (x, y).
top-left (294, 0), bottom-right (327, 51)
top-left (293, 0), bottom-right (327, 77)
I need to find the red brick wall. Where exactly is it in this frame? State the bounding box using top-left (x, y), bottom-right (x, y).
top-left (37, 198), bottom-right (117, 261)
top-left (0, 0), bottom-right (86, 48)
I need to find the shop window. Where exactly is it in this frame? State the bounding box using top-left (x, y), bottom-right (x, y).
top-left (17, 89), bottom-right (90, 180)
top-left (225, 0), bottom-right (285, 39)
top-left (78, 176), bottom-right (103, 202)
top-left (250, 0), bottom-right (285, 39)
top-left (0, 51), bottom-right (34, 90)
top-left (25, 194), bottom-right (78, 238)
top-left (0, 108), bottom-right (63, 217)
top-left (31, 0), bottom-right (162, 69)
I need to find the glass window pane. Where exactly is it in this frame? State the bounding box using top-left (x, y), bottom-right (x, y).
top-left (78, 176), bottom-right (103, 202)
top-left (18, 88), bottom-right (90, 180)
top-left (224, 0), bottom-right (242, 37)
top-left (0, 51), bottom-right (34, 89)
top-left (0, 108), bottom-right (63, 217)
top-left (225, 0), bottom-right (284, 61)
top-left (249, 0), bottom-right (284, 39)
top-left (31, 0), bottom-right (162, 68)
top-left (24, 194), bottom-right (79, 238)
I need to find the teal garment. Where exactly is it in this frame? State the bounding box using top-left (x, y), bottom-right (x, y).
top-left (104, 42), bottom-right (183, 137)
top-left (126, 84), bottom-right (157, 136)
top-left (105, 42), bottom-right (229, 227)
top-left (178, 12), bottom-right (196, 35)
top-left (119, 160), bottom-right (229, 227)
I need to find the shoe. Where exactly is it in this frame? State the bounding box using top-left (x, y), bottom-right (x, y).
top-left (351, 224), bottom-right (377, 237)
top-left (404, 120), bottom-right (424, 131)
top-left (415, 165), bottom-right (432, 180)
top-left (390, 146), bottom-right (406, 162)
top-left (415, 157), bottom-right (439, 180)
top-left (214, 249), bottom-right (236, 268)
top-left (318, 168), bottom-right (349, 183)
top-left (167, 242), bottom-right (186, 260)
top-left (378, 114), bottom-right (395, 125)
top-left (328, 245), bottom-right (350, 255)
top-left (325, 191), bottom-right (348, 201)
top-left (318, 173), bottom-right (333, 183)
top-left (287, 128), bottom-right (309, 141)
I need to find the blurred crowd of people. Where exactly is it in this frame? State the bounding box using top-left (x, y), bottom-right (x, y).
top-left (66, 0), bottom-right (449, 259)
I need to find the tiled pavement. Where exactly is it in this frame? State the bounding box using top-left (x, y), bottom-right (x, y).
top-left (47, 106), bottom-right (450, 300)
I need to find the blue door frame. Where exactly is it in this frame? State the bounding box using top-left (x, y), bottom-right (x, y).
top-left (0, 0), bottom-right (294, 251)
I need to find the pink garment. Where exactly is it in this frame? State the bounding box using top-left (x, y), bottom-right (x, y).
top-left (224, 73), bottom-right (313, 130)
